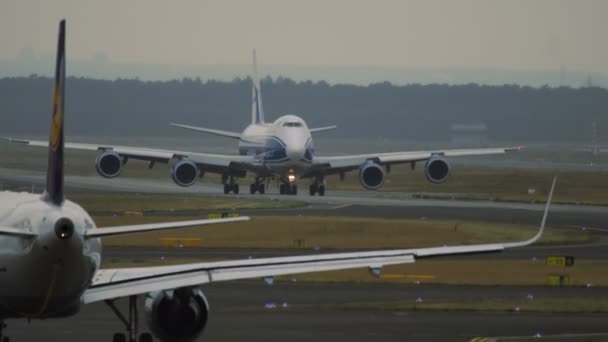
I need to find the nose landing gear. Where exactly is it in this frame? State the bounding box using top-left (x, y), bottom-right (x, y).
top-left (280, 183), bottom-right (298, 195)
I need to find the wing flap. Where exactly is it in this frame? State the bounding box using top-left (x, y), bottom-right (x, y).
top-left (85, 216), bottom-right (250, 238)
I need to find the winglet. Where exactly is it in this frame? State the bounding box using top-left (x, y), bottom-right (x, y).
top-left (251, 49), bottom-right (265, 125)
top-left (504, 176), bottom-right (557, 248)
top-left (44, 19), bottom-right (66, 206)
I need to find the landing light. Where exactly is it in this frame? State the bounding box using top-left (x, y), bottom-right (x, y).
top-left (288, 174), bottom-right (296, 182)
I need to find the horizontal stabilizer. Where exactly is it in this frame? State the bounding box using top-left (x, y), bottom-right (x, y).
top-left (85, 216), bottom-right (249, 238)
top-left (0, 226), bottom-right (37, 238)
top-left (309, 125), bottom-right (337, 133)
top-left (170, 123), bottom-right (242, 139)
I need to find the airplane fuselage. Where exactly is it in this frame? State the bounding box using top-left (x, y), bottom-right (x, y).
top-left (238, 115), bottom-right (315, 175)
top-left (0, 192), bottom-right (101, 319)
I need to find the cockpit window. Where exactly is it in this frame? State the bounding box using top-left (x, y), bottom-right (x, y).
top-left (283, 122), bottom-right (303, 127)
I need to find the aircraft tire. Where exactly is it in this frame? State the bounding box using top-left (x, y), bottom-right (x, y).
top-left (233, 184), bottom-right (240, 194)
top-left (279, 184), bottom-right (286, 195)
top-left (139, 333), bottom-right (153, 342)
top-left (223, 184), bottom-right (230, 194)
top-left (309, 184), bottom-right (316, 196)
top-left (112, 333), bottom-right (126, 342)
top-left (259, 184), bottom-right (266, 194)
top-left (319, 185), bottom-right (325, 196)
top-left (250, 184), bottom-right (257, 194)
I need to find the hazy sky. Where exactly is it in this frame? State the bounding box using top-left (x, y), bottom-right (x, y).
top-left (2, 0), bottom-right (608, 73)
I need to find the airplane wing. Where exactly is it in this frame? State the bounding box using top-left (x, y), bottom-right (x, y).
top-left (82, 177), bottom-right (555, 304)
top-left (1, 137), bottom-right (259, 175)
top-left (309, 125), bottom-right (337, 133)
top-left (85, 216), bottom-right (249, 238)
top-left (306, 146), bottom-right (522, 176)
top-left (0, 226), bottom-right (37, 238)
top-left (169, 123), bottom-right (242, 139)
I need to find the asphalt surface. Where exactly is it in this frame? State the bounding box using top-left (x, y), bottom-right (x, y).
top-left (5, 282), bottom-right (608, 342)
top-left (1, 167), bottom-right (608, 341)
top-left (3, 166), bottom-right (608, 230)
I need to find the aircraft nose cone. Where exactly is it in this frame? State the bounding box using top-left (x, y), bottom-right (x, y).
top-left (286, 145), bottom-right (305, 161)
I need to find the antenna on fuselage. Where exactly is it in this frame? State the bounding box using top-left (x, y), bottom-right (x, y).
top-left (44, 19), bottom-right (66, 206)
top-left (251, 49), bottom-right (265, 125)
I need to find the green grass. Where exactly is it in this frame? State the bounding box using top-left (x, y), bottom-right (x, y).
top-left (97, 215), bottom-right (593, 248)
top-left (316, 297), bottom-right (608, 314)
top-left (331, 165), bottom-right (608, 205)
top-left (280, 259), bottom-right (608, 286)
top-left (69, 193), bottom-right (305, 213)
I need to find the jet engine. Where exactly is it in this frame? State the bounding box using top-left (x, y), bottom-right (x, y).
top-left (171, 159), bottom-right (199, 187)
top-left (359, 161), bottom-right (385, 190)
top-left (145, 287), bottom-right (209, 342)
top-left (424, 156), bottom-right (450, 183)
top-left (95, 151), bottom-right (122, 178)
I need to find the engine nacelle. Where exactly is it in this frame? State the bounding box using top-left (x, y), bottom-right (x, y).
top-left (359, 161), bottom-right (385, 190)
top-left (95, 151), bottom-right (122, 178)
top-left (171, 159), bottom-right (199, 187)
top-left (145, 288), bottom-right (209, 342)
top-left (425, 156), bottom-right (450, 183)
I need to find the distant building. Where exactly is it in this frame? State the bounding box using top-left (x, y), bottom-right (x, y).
top-left (450, 123), bottom-right (488, 145)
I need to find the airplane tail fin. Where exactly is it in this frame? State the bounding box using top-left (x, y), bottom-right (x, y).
top-left (251, 49), bottom-right (265, 125)
top-left (44, 20), bottom-right (66, 206)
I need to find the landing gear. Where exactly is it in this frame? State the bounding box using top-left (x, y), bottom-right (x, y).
top-left (0, 321), bottom-right (8, 342)
top-left (223, 176), bottom-right (240, 194)
top-left (106, 296), bottom-right (153, 342)
top-left (250, 178), bottom-right (266, 194)
top-left (280, 183), bottom-right (298, 195)
top-left (309, 177), bottom-right (326, 196)
top-left (309, 184), bottom-right (325, 196)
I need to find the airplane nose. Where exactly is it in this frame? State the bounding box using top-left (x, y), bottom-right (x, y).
top-left (286, 145), bottom-right (305, 161)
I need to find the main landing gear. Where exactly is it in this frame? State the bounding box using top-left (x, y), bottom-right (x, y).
top-left (106, 296), bottom-right (153, 342)
top-left (308, 177), bottom-right (326, 196)
top-left (309, 184), bottom-right (325, 196)
top-left (222, 176), bottom-right (240, 195)
top-left (249, 178), bottom-right (266, 194)
top-left (0, 321), bottom-right (9, 342)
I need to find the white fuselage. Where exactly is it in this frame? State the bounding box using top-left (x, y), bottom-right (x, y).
top-left (238, 115), bottom-right (314, 176)
top-left (0, 192), bottom-right (101, 319)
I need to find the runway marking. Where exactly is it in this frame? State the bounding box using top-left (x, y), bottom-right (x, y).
top-left (330, 204), bottom-right (353, 210)
top-left (381, 274), bottom-right (435, 280)
top-left (469, 338), bottom-right (491, 342)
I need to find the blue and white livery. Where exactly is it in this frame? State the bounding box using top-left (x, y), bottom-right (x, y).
top-left (6, 50), bottom-right (522, 196)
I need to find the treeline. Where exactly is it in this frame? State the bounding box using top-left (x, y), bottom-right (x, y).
top-left (1, 75), bottom-right (607, 143)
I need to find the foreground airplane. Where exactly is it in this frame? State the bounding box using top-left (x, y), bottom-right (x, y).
top-left (1, 21), bottom-right (554, 342)
top-left (5, 52), bottom-right (521, 196)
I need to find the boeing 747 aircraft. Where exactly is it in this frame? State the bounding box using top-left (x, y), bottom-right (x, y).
top-left (4, 51), bottom-right (521, 196)
top-left (1, 21), bottom-right (553, 342)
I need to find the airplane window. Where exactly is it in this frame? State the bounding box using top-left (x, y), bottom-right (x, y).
top-left (282, 122), bottom-right (303, 127)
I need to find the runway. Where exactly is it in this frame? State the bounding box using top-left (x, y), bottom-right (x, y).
top-left (6, 282), bottom-right (608, 342)
top-left (3, 167), bottom-right (608, 229)
top-left (1, 167), bottom-right (607, 341)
